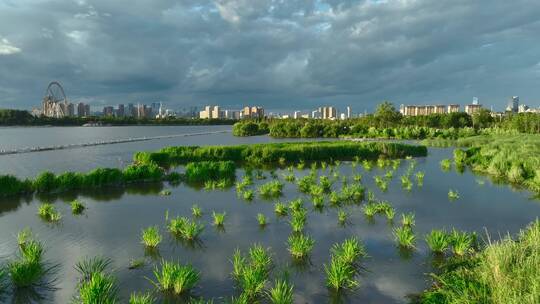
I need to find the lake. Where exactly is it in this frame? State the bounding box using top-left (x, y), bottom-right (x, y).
top-left (0, 126), bottom-right (539, 303)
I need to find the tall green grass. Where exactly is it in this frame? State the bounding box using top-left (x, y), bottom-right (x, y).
top-left (150, 260), bottom-right (200, 295)
top-left (324, 237), bottom-right (366, 291)
top-left (141, 226), bottom-right (162, 248)
top-left (168, 216), bottom-right (204, 241)
top-left (231, 245), bottom-right (273, 301)
top-left (287, 234), bottom-right (315, 259)
top-left (418, 219), bottom-right (540, 304)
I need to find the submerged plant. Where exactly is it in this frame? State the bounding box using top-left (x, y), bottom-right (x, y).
top-left (38, 203), bottom-right (61, 222)
top-left (400, 175), bottom-right (413, 191)
top-left (393, 226), bottom-right (416, 249)
top-left (71, 199), bottom-right (85, 214)
top-left (213, 211), bottom-right (226, 226)
top-left (141, 226), bottom-right (162, 248)
top-left (128, 258), bottom-right (145, 270)
top-left (353, 174), bottom-right (362, 182)
top-left (287, 234), bottom-right (315, 260)
top-left (274, 202), bottom-right (288, 216)
top-left (425, 229), bottom-right (450, 254)
top-left (151, 260), bottom-right (200, 295)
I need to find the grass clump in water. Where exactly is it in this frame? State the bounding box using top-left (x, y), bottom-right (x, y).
top-left (440, 159), bottom-right (452, 171)
top-left (258, 180), bottom-right (284, 198)
top-left (448, 189), bottom-right (460, 200)
top-left (401, 212), bottom-right (415, 227)
top-left (425, 229), bottom-right (450, 254)
top-left (257, 213), bottom-right (267, 227)
top-left (267, 276), bottom-right (294, 304)
top-left (337, 210), bottom-right (348, 225)
top-left (74, 256), bottom-right (117, 303)
top-left (274, 202), bottom-right (288, 216)
top-left (415, 171), bottom-right (425, 186)
top-left (287, 234), bottom-right (315, 260)
top-left (71, 199), bottom-right (85, 214)
top-left (151, 260), bottom-right (200, 295)
top-left (38, 203), bottom-right (61, 222)
top-left (192, 204), bottom-right (202, 218)
top-left (168, 216), bottom-right (204, 241)
top-left (231, 244), bottom-right (273, 301)
top-left (325, 237), bottom-right (366, 291)
top-left (141, 226), bottom-right (162, 248)
top-left (393, 226), bottom-right (416, 249)
top-left (129, 292), bottom-right (155, 304)
top-left (449, 229), bottom-right (476, 256)
top-left (242, 190), bottom-right (254, 201)
top-left (212, 211), bottom-right (226, 227)
top-left (8, 235), bottom-right (48, 288)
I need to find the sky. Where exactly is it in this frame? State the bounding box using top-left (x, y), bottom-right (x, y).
top-left (1, 0), bottom-right (540, 113)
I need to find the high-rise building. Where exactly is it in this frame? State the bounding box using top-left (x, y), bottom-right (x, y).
top-left (447, 104), bottom-right (460, 113)
top-left (506, 96), bottom-right (519, 112)
top-left (242, 106), bottom-right (264, 119)
top-left (472, 97), bottom-right (479, 105)
top-left (346, 106), bottom-right (351, 118)
top-left (126, 103), bottom-right (134, 117)
top-left (77, 102), bottom-right (90, 117)
top-left (117, 104), bottom-right (125, 117)
top-left (465, 104), bottom-right (483, 115)
top-left (103, 106), bottom-right (114, 117)
top-left (318, 106), bottom-right (337, 119)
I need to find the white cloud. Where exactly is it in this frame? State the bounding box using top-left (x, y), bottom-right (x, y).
top-left (0, 37), bottom-right (21, 55)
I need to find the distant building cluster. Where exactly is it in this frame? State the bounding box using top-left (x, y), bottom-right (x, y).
top-left (277, 106), bottom-right (353, 120)
top-left (199, 105), bottom-right (264, 119)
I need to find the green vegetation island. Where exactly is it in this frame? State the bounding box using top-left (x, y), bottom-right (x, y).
top-left (1, 111), bottom-right (539, 303)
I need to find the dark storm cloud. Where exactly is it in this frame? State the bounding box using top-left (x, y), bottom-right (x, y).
top-left (1, 0), bottom-right (540, 111)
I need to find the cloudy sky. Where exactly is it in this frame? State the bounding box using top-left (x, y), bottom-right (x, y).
top-left (1, 0), bottom-right (540, 112)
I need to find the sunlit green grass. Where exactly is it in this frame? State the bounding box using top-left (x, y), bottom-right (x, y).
top-left (38, 203), bottom-right (61, 222)
top-left (71, 199), bottom-right (85, 215)
top-left (393, 226), bottom-right (416, 249)
top-left (287, 234), bottom-right (315, 259)
top-left (141, 226), bottom-right (162, 248)
top-left (151, 260), bottom-right (200, 295)
top-left (213, 211), bottom-right (226, 227)
top-left (425, 229), bottom-right (450, 254)
top-left (168, 216), bottom-right (204, 241)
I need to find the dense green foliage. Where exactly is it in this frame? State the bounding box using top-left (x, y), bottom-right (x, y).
top-left (233, 102), bottom-right (540, 139)
top-left (232, 120), bottom-right (269, 136)
top-left (184, 161), bottom-right (236, 183)
top-left (0, 109), bottom-right (235, 126)
top-left (417, 219), bottom-right (540, 304)
top-left (447, 134), bottom-right (540, 193)
top-left (134, 141), bottom-right (427, 167)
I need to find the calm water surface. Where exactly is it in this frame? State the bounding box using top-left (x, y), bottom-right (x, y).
top-left (0, 126), bottom-right (539, 303)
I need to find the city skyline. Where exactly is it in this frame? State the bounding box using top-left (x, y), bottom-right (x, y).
top-left (1, 1), bottom-right (540, 111)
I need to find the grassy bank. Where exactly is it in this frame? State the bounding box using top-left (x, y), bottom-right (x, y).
top-left (133, 141), bottom-right (428, 167)
top-left (416, 219), bottom-right (540, 304)
top-left (426, 134), bottom-right (540, 193)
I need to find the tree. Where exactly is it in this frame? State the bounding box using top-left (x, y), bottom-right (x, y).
top-left (374, 101), bottom-right (402, 128)
top-left (472, 109), bottom-right (493, 129)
